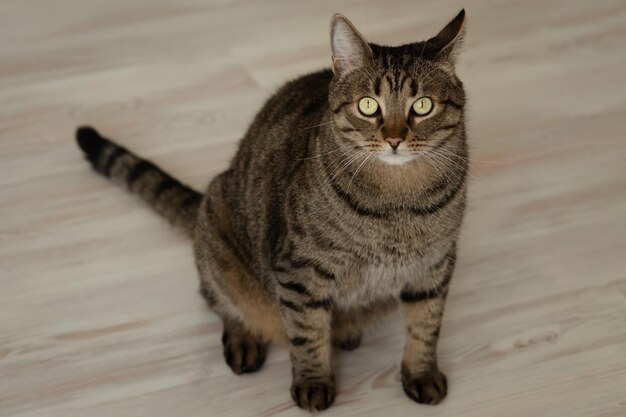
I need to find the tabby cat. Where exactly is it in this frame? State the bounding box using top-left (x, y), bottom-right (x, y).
top-left (76, 9), bottom-right (468, 412)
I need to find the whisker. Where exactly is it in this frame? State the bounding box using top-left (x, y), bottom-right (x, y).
top-left (422, 150), bottom-right (475, 182)
top-left (329, 149), bottom-right (369, 182)
top-left (297, 147), bottom-right (344, 161)
top-left (300, 120), bottom-right (335, 131)
top-left (414, 143), bottom-right (507, 165)
top-left (314, 147), bottom-right (366, 187)
top-left (347, 153), bottom-right (374, 193)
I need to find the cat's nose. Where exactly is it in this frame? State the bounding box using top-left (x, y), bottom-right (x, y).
top-left (385, 137), bottom-right (405, 150)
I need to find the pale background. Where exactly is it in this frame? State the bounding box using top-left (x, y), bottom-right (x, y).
top-left (1, 0), bottom-right (625, 416)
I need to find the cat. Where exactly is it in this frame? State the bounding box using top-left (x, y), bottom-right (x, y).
top-left (76, 9), bottom-right (468, 412)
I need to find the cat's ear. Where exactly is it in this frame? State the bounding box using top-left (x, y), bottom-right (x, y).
top-left (425, 9), bottom-right (466, 66)
top-left (330, 14), bottom-right (373, 77)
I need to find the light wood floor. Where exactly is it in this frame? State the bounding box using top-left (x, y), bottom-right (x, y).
top-left (1, 0), bottom-right (626, 416)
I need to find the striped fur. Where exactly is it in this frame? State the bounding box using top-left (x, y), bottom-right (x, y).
top-left (76, 9), bottom-right (469, 412)
top-left (76, 127), bottom-right (200, 235)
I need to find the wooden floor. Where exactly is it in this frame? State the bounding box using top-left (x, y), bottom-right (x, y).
top-left (2, 0), bottom-right (626, 416)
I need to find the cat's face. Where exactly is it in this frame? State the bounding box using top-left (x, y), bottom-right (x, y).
top-left (329, 11), bottom-right (466, 166)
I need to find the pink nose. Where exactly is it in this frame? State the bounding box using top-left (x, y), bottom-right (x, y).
top-left (385, 137), bottom-right (405, 150)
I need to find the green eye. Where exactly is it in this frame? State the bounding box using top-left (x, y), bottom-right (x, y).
top-left (412, 97), bottom-right (433, 116)
top-left (358, 97), bottom-right (379, 116)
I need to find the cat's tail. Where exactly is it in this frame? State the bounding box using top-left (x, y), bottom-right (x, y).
top-left (75, 126), bottom-right (201, 236)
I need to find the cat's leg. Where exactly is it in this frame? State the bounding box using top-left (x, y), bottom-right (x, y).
top-left (201, 281), bottom-right (268, 374)
top-left (332, 299), bottom-right (397, 351)
top-left (195, 179), bottom-right (282, 375)
top-left (274, 269), bottom-right (336, 412)
top-left (332, 310), bottom-right (363, 351)
top-left (221, 317), bottom-right (268, 374)
top-left (196, 242), bottom-right (276, 375)
top-left (399, 246), bottom-right (457, 405)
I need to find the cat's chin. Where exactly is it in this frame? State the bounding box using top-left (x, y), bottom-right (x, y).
top-left (377, 153), bottom-right (417, 166)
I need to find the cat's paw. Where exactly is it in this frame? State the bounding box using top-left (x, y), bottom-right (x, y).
top-left (291, 378), bottom-right (336, 412)
top-left (221, 330), bottom-right (267, 375)
top-left (332, 333), bottom-right (362, 351)
top-left (401, 368), bottom-right (448, 405)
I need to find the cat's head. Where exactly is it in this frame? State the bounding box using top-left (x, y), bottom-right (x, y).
top-left (328, 10), bottom-right (466, 165)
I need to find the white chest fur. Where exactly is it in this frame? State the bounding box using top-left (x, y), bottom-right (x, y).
top-left (335, 258), bottom-right (430, 308)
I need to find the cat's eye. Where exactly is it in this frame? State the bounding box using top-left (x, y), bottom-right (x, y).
top-left (412, 97), bottom-right (433, 116)
top-left (358, 97), bottom-right (379, 116)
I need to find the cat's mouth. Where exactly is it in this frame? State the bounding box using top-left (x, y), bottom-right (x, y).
top-left (377, 148), bottom-right (417, 165)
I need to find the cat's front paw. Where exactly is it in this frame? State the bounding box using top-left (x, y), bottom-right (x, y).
top-left (401, 367), bottom-right (448, 405)
top-left (291, 377), bottom-right (336, 412)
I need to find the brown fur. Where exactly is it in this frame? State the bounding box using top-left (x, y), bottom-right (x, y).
top-left (76, 9), bottom-right (469, 412)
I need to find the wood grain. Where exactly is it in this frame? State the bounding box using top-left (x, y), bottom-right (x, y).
top-left (1, 0), bottom-right (625, 416)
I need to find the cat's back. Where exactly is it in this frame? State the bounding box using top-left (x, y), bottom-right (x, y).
top-left (210, 69), bottom-right (333, 266)
top-left (225, 68), bottom-right (333, 218)
top-left (244, 68), bottom-right (333, 149)
top-left (221, 68), bottom-right (333, 192)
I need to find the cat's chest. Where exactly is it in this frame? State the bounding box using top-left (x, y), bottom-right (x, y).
top-left (334, 259), bottom-right (428, 308)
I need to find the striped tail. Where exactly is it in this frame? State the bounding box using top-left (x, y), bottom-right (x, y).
top-left (76, 126), bottom-right (201, 236)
